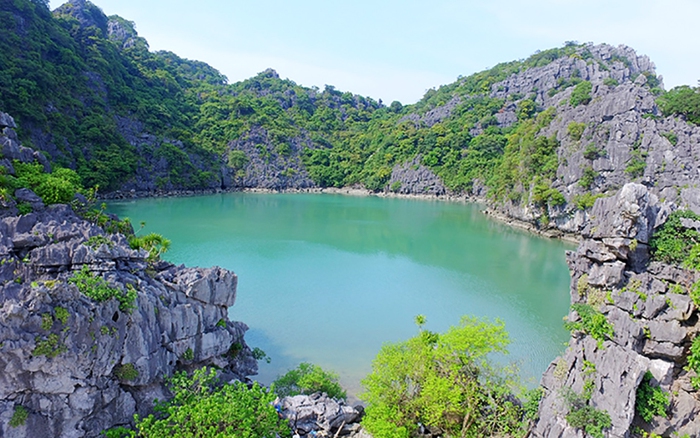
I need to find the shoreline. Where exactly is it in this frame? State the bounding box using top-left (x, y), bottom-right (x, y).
top-left (102, 186), bottom-right (581, 244)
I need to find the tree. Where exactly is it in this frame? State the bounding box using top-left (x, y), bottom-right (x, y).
top-left (273, 363), bottom-right (346, 400)
top-left (657, 85), bottom-right (700, 125)
top-left (360, 316), bottom-right (528, 438)
top-left (133, 367), bottom-right (291, 438)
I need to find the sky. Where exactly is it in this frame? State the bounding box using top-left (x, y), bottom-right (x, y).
top-left (49, 0), bottom-right (700, 105)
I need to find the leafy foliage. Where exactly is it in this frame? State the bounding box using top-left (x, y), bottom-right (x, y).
top-left (650, 210), bottom-right (700, 265)
top-left (570, 81), bottom-right (592, 107)
top-left (635, 371), bottom-right (669, 422)
top-left (69, 265), bottom-right (136, 312)
top-left (0, 160), bottom-right (84, 205)
top-left (128, 233), bottom-right (171, 262)
top-left (567, 122), bottom-right (585, 141)
top-left (657, 85), bottom-right (700, 125)
top-left (688, 336), bottom-right (700, 390)
top-left (273, 363), bottom-right (346, 400)
top-left (563, 389), bottom-right (611, 438)
top-left (133, 367), bottom-right (290, 438)
top-left (115, 363), bottom-right (139, 381)
top-left (361, 316), bottom-right (529, 438)
top-left (33, 333), bottom-right (67, 357)
top-left (565, 303), bottom-right (614, 348)
top-left (9, 405), bottom-right (28, 428)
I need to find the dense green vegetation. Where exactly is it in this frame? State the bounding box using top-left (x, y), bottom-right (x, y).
top-left (130, 368), bottom-right (290, 438)
top-left (635, 371), bottom-right (669, 422)
top-left (0, 2), bottom-right (625, 206)
top-left (360, 316), bottom-right (531, 438)
top-left (565, 303), bottom-right (614, 348)
top-left (0, 159), bottom-right (85, 208)
top-left (69, 265), bottom-right (137, 312)
top-left (649, 210), bottom-right (700, 265)
top-left (657, 85), bottom-right (700, 125)
top-left (272, 362), bottom-right (346, 400)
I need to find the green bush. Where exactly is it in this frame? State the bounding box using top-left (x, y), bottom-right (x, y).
top-left (650, 210), bottom-right (700, 265)
top-left (273, 363), bottom-right (346, 400)
top-left (9, 405), bottom-right (28, 428)
top-left (635, 371), bottom-right (669, 422)
top-left (33, 333), bottom-right (67, 358)
top-left (54, 306), bottom-right (69, 325)
top-left (566, 303), bottom-right (614, 348)
top-left (567, 122), bottom-right (585, 141)
top-left (570, 81), bottom-right (592, 107)
top-left (115, 363), bottom-right (139, 381)
top-left (603, 77), bottom-right (619, 87)
top-left (129, 233), bottom-right (171, 262)
top-left (361, 316), bottom-right (528, 438)
top-left (572, 193), bottom-right (604, 210)
top-left (69, 265), bottom-right (136, 312)
top-left (688, 336), bottom-right (700, 390)
top-left (583, 143), bottom-right (604, 160)
top-left (661, 132), bottom-right (678, 146)
top-left (579, 166), bottom-right (597, 189)
top-left (657, 85), bottom-right (700, 125)
top-left (134, 367), bottom-right (290, 438)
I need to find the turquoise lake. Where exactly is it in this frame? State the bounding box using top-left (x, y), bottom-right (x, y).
top-left (108, 192), bottom-right (574, 395)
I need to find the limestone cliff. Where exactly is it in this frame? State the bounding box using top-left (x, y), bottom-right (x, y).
top-left (0, 113), bottom-right (258, 437)
top-left (532, 184), bottom-right (700, 437)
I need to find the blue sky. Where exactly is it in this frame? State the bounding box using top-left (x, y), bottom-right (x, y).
top-left (50, 0), bottom-right (700, 104)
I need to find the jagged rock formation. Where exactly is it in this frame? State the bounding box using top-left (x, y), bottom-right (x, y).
top-left (533, 184), bottom-right (700, 437)
top-left (479, 45), bottom-right (700, 237)
top-left (386, 157), bottom-right (447, 196)
top-left (0, 114), bottom-right (258, 437)
top-left (279, 393), bottom-right (368, 437)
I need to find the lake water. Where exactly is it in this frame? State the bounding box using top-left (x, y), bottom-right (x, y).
top-left (108, 192), bottom-right (574, 395)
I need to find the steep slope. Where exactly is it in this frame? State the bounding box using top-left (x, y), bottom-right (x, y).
top-left (0, 111), bottom-right (258, 437)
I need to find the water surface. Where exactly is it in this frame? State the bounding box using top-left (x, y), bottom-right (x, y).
top-left (109, 193), bottom-right (574, 394)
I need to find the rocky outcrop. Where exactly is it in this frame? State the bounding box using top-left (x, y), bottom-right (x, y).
top-left (533, 184), bottom-right (700, 438)
top-left (279, 393), bottom-right (368, 437)
top-left (0, 115), bottom-right (258, 437)
top-left (224, 125), bottom-right (317, 190)
top-left (385, 157), bottom-right (446, 196)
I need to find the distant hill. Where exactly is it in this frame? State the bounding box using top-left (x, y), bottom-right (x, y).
top-left (3, 0), bottom-right (700, 237)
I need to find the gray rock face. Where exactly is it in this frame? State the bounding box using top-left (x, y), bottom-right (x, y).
top-left (386, 157), bottom-right (446, 196)
top-left (0, 195), bottom-right (257, 435)
top-left (533, 184), bottom-right (700, 438)
top-left (225, 125), bottom-right (317, 190)
top-left (279, 393), bottom-right (366, 437)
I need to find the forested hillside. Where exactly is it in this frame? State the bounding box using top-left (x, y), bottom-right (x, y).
top-left (3, 0), bottom-right (700, 233)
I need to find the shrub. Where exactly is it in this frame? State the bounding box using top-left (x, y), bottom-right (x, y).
top-left (115, 363), bottom-right (139, 381)
top-left (578, 166), bottom-right (598, 189)
top-left (361, 316), bottom-right (528, 438)
top-left (562, 387), bottom-right (611, 438)
top-left (572, 193), bottom-right (604, 210)
top-left (566, 303), bottom-right (614, 348)
top-left (661, 132), bottom-right (678, 146)
top-left (128, 233), bottom-right (171, 262)
top-left (567, 122), bottom-right (585, 141)
top-left (570, 81), bottom-right (592, 107)
top-left (583, 143), bottom-right (604, 160)
top-left (33, 333), bottom-right (67, 358)
top-left (9, 405), bottom-right (28, 428)
top-left (603, 77), bottom-right (619, 87)
top-left (650, 210), bottom-right (700, 265)
top-left (656, 85), bottom-right (700, 125)
top-left (688, 336), bottom-right (700, 390)
top-left (635, 371), bottom-right (669, 422)
top-left (54, 307), bottom-right (69, 325)
top-left (69, 266), bottom-right (136, 312)
top-left (273, 363), bottom-right (346, 400)
top-left (135, 367), bottom-right (290, 438)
